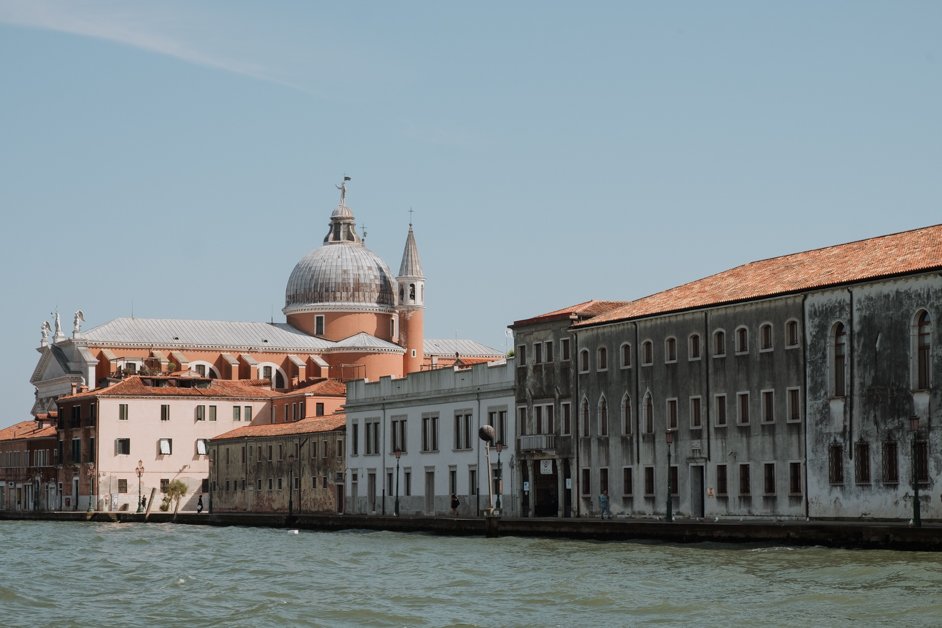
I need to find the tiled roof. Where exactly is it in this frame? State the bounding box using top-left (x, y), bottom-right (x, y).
top-left (328, 332), bottom-right (404, 353)
top-left (581, 224), bottom-right (942, 327)
top-left (424, 338), bottom-right (503, 358)
top-left (0, 420), bottom-right (57, 441)
top-left (80, 318), bottom-right (333, 351)
top-left (512, 300), bottom-right (630, 328)
top-left (289, 378), bottom-right (346, 396)
top-left (212, 414), bottom-right (346, 441)
top-left (57, 376), bottom-right (282, 401)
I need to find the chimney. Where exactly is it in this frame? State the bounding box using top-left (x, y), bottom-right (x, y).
top-left (70, 382), bottom-right (78, 395)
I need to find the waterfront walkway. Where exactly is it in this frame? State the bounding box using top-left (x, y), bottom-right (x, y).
top-left (2, 510), bottom-right (940, 551)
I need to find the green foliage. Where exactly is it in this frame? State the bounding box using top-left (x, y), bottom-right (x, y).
top-left (160, 479), bottom-right (188, 512)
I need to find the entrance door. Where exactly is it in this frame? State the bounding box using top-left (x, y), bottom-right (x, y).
top-left (424, 471), bottom-right (435, 515)
top-left (690, 465), bottom-right (705, 519)
top-left (563, 459), bottom-right (572, 518)
top-left (367, 472), bottom-right (376, 513)
top-left (335, 484), bottom-right (344, 514)
top-left (72, 477), bottom-right (79, 511)
top-left (534, 459), bottom-right (559, 517)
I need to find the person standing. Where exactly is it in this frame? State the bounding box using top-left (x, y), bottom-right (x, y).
top-left (197, 494), bottom-right (204, 513)
top-left (450, 494), bottom-right (460, 517)
top-left (599, 489), bottom-right (611, 519)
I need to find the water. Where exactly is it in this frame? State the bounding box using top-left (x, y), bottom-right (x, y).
top-left (2, 521), bottom-right (941, 627)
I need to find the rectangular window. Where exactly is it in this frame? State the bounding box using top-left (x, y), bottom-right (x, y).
top-left (337, 438), bottom-right (343, 459)
top-left (118, 479), bottom-right (128, 493)
top-left (599, 467), bottom-right (609, 493)
top-left (404, 470), bottom-right (411, 496)
top-left (469, 469), bottom-right (477, 496)
top-left (159, 438), bottom-right (172, 455)
top-left (737, 392), bottom-right (750, 425)
top-left (668, 466), bottom-right (678, 495)
top-left (739, 464), bottom-right (751, 496)
top-left (316, 402), bottom-right (325, 416)
top-left (209, 405), bottom-right (217, 421)
top-left (789, 462), bottom-right (802, 495)
top-left (761, 390), bottom-right (774, 423)
top-left (622, 467), bottom-right (633, 496)
top-left (581, 468), bottom-right (590, 495)
top-left (621, 343), bottom-right (632, 368)
top-left (195, 405), bottom-right (205, 421)
top-left (244, 406), bottom-right (252, 422)
top-left (518, 406), bottom-right (528, 436)
top-left (160, 404), bottom-right (170, 421)
top-left (716, 464), bottom-right (728, 496)
top-left (118, 404), bottom-right (129, 421)
top-left (644, 466), bottom-right (655, 496)
top-left (196, 439), bottom-right (208, 456)
top-left (160, 478), bottom-right (169, 493)
top-left (915, 440), bottom-right (929, 485)
top-left (534, 342), bottom-right (542, 364)
top-left (365, 419), bottom-right (380, 455)
top-left (882, 441), bottom-right (898, 484)
top-left (115, 438), bottom-right (130, 455)
top-left (786, 388), bottom-right (800, 423)
top-left (560, 338), bottom-right (570, 361)
top-left (422, 415), bottom-right (439, 452)
top-left (517, 345), bottom-right (527, 366)
top-left (763, 463), bottom-right (775, 495)
top-left (351, 422), bottom-right (359, 456)
top-left (391, 417), bottom-right (407, 453)
top-left (315, 315), bottom-right (325, 336)
top-left (454, 413), bottom-right (473, 450)
top-left (561, 402), bottom-right (571, 435)
top-left (715, 395), bottom-right (727, 427)
top-left (829, 444), bottom-right (844, 485)
top-left (233, 406), bottom-right (241, 422)
top-left (544, 341), bottom-right (554, 363)
top-left (690, 396), bottom-right (702, 429)
top-left (855, 442), bottom-right (871, 484)
top-left (666, 399), bottom-right (678, 430)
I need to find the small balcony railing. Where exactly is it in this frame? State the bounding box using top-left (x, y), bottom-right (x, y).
top-left (519, 434), bottom-right (556, 451)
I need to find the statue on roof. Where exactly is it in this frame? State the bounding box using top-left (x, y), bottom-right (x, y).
top-left (53, 311), bottom-right (61, 336)
top-left (73, 310), bottom-right (85, 336)
top-left (41, 320), bottom-right (51, 344)
top-left (336, 175), bottom-right (351, 206)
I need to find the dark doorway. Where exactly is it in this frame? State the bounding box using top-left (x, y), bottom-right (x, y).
top-left (563, 459), bottom-right (572, 518)
top-left (690, 465), bottom-right (705, 519)
top-left (533, 459), bottom-right (558, 517)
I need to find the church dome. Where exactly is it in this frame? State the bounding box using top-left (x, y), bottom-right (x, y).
top-left (284, 181), bottom-right (397, 314)
top-left (284, 243), bottom-right (397, 312)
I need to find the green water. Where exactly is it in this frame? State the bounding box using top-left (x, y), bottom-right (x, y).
top-left (1, 521), bottom-right (940, 626)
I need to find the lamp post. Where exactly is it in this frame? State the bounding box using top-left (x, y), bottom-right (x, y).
top-left (393, 449), bottom-right (402, 516)
top-left (495, 442), bottom-right (504, 513)
top-left (86, 463), bottom-right (96, 513)
top-left (135, 460), bottom-right (144, 513)
top-left (288, 453), bottom-right (295, 518)
top-left (911, 415), bottom-right (922, 528)
top-left (665, 430), bottom-right (674, 522)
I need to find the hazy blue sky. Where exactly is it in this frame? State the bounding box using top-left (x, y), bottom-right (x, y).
top-left (1, 1), bottom-right (939, 423)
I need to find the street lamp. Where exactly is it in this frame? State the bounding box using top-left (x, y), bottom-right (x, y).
top-left (665, 430), bottom-right (674, 522)
top-left (911, 415), bottom-right (922, 528)
top-left (288, 453), bottom-right (295, 518)
top-left (393, 449), bottom-right (402, 516)
top-left (135, 460), bottom-right (144, 513)
top-left (86, 463), bottom-right (96, 513)
top-left (495, 442), bottom-right (504, 513)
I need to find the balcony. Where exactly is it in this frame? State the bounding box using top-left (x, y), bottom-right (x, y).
top-left (519, 434), bottom-right (556, 452)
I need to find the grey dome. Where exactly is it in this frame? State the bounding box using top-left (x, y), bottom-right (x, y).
top-left (284, 243), bottom-right (397, 312)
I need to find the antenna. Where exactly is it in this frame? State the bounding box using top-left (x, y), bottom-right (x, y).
top-left (409, 207), bottom-right (414, 227)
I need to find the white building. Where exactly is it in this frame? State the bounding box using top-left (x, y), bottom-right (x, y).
top-left (345, 359), bottom-right (516, 517)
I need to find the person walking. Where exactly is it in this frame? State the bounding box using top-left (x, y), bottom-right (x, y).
top-left (450, 494), bottom-right (460, 517)
top-left (197, 494), bottom-right (204, 513)
top-left (599, 489), bottom-right (611, 520)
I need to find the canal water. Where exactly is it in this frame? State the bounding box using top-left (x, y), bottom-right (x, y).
top-left (1, 521), bottom-right (940, 627)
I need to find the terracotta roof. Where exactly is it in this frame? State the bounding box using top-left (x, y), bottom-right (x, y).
top-left (212, 414), bottom-right (346, 440)
top-left (581, 224), bottom-right (942, 328)
top-left (512, 300), bottom-right (631, 328)
top-left (289, 378), bottom-right (346, 396)
top-left (57, 376), bottom-right (283, 401)
top-left (0, 420), bottom-right (57, 441)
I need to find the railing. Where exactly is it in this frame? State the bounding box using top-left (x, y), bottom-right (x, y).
top-left (519, 434), bottom-right (556, 451)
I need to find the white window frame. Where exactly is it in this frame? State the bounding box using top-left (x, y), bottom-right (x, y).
top-left (688, 333), bottom-right (701, 361)
top-left (786, 387), bottom-right (802, 423)
top-left (596, 346), bottom-right (608, 372)
top-left (759, 322), bottom-right (774, 353)
top-left (666, 397), bottom-right (678, 430)
top-left (641, 340), bottom-right (653, 366)
top-left (665, 337), bottom-right (678, 364)
top-left (713, 329), bottom-right (726, 358)
top-left (735, 326), bottom-right (749, 355)
top-left (689, 395), bottom-right (702, 429)
top-left (785, 319), bottom-right (800, 349)
top-left (579, 349), bottom-right (590, 373)
top-left (714, 394), bottom-right (728, 427)
top-left (736, 391), bottom-right (751, 425)
top-left (760, 389), bottom-right (775, 424)
top-left (620, 342), bottom-right (632, 369)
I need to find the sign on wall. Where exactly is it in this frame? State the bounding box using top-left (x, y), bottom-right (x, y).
top-left (540, 460), bottom-right (553, 474)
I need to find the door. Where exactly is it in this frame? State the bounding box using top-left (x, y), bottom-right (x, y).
top-left (335, 484), bottom-right (344, 514)
top-left (424, 471), bottom-right (435, 515)
top-left (71, 477), bottom-right (79, 511)
top-left (367, 472), bottom-right (376, 513)
top-left (690, 465), bottom-right (705, 519)
top-left (534, 459), bottom-right (558, 517)
top-left (563, 459), bottom-right (572, 518)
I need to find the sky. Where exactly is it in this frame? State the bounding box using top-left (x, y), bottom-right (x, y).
top-left (1, 1), bottom-right (940, 423)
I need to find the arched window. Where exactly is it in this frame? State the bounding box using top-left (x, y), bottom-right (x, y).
top-left (665, 337), bottom-right (677, 363)
top-left (597, 346), bottom-right (608, 371)
top-left (713, 330), bottom-right (726, 357)
top-left (643, 393), bottom-right (654, 434)
top-left (759, 323), bottom-right (773, 351)
top-left (735, 326), bottom-right (749, 354)
top-left (620, 343), bottom-right (632, 368)
top-left (579, 349), bottom-right (590, 373)
top-left (785, 319), bottom-right (800, 348)
top-left (598, 396), bottom-right (608, 436)
top-left (688, 333), bottom-right (701, 360)
top-left (641, 340), bottom-right (653, 365)
top-left (621, 393), bottom-right (632, 435)
top-left (915, 310), bottom-right (931, 390)
top-left (833, 322), bottom-right (847, 397)
top-left (581, 397), bottom-right (590, 435)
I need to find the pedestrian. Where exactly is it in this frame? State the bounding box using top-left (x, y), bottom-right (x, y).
top-left (197, 494), bottom-right (204, 513)
top-left (141, 496), bottom-right (147, 510)
top-left (450, 494), bottom-right (460, 516)
top-left (599, 489), bottom-right (611, 520)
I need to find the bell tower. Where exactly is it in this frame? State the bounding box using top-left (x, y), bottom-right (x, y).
top-left (397, 220), bottom-right (425, 374)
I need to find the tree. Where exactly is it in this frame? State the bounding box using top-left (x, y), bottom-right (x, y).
top-left (159, 479), bottom-right (188, 512)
